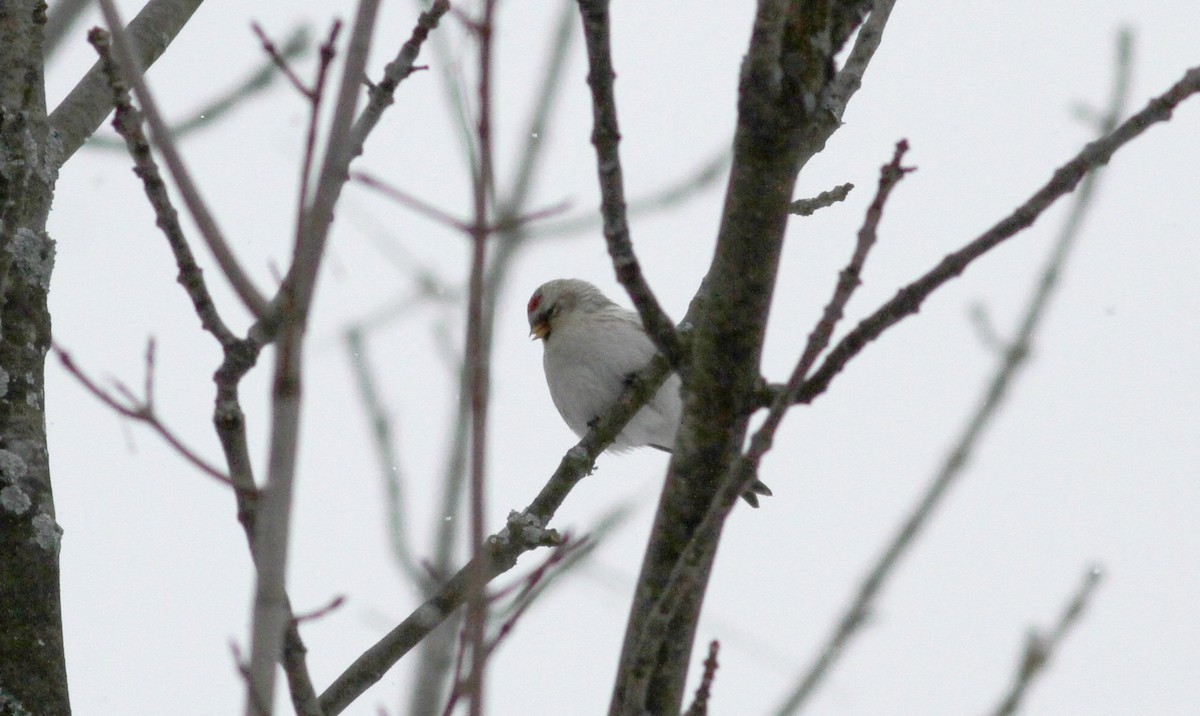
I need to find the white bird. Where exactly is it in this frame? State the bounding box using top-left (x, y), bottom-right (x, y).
top-left (527, 278), bottom-right (771, 506)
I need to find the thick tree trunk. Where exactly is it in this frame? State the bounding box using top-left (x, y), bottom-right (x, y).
top-left (608, 2), bottom-right (873, 714)
top-left (0, 1), bottom-right (70, 714)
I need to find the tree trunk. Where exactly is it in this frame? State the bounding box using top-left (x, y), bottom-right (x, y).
top-left (608, 2), bottom-right (872, 713)
top-left (0, 1), bottom-right (70, 714)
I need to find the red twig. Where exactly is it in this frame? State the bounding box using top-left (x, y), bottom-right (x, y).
top-left (53, 343), bottom-right (235, 488)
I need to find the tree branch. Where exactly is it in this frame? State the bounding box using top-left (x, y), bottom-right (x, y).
top-left (576, 0), bottom-right (684, 370)
top-left (823, 0), bottom-right (896, 120)
top-left (788, 181), bottom-right (855, 216)
top-left (990, 566), bottom-right (1105, 716)
top-left (347, 0), bottom-right (451, 164)
top-left (772, 32), bottom-right (1135, 713)
top-left (609, 2), bottom-right (881, 712)
top-left (87, 27), bottom-right (238, 348)
top-left (747, 142), bottom-right (911, 477)
top-left (318, 355), bottom-right (671, 715)
top-left (51, 343), bottom-right (234, 488)
top-left (242, 2), bottom-right (382, 710)
top-left (795, 60), bottom-right (1200, 407)
top-left (94, 0), bottom-right (270, 318)
top-left (87, 25), bottom-right (312, 149)
top-left (49, 0), bottom-right (206, 164)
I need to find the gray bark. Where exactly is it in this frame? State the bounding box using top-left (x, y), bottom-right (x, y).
top-left (0, 2), bottom-right (69, 714)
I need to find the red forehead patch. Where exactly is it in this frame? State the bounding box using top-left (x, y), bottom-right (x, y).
top-left (527, 293), bottom-right (542, 314)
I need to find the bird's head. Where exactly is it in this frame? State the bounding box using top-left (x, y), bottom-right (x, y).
top-left (527, 279), bottom-right (613, 341)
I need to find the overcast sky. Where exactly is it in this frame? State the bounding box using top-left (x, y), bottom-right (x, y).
top-left (42, 1), bottom-right (1200, 714)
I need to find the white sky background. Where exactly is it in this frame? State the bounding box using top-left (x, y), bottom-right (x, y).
top-left (40, 1), bottom-right (1199, 714)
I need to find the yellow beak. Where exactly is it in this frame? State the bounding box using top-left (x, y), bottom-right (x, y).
top-left (530, 321), bottom-right (549, 340)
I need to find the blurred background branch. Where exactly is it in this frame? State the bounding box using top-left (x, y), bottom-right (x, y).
top-left (772, 27), bottom-right (1135, 715)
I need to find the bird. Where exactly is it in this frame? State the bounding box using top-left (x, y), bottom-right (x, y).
top-left (527, 278), bottom-right (771, 506)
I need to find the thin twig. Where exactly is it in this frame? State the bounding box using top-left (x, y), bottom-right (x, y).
top-left (530, 149), bottom-right (729, 239)
top-left (88, 27), bottom-right (238, 348)
top-left (344, 327), bottom-right (426, 587)
top-left (682, 641), bottom-right (720, 716)
top-left (483, 536), bottom-right (587, 659)
top-left (251, 23), bottom-right (313, 99)
top-left (788, 182), bottom-right (855, 216)
top-left (771, 31), bottom-right (1136, 715)
top-left (353, 171), bottom-right (571, 237)
top-left (88, 25), bottom-right (312, 148)
top-left (577, 0), bottom-right (683, 369)
top-left (990, 566), bottom-right (1105, 716)
top-left (439, 536), bottom-right (583, 714)
top-left (295, 21), bottom-right (344, 267)
top-left (52, 343), bottom-right (234, 487)
top-left (354, 171), bottom-right (470, 232)
top-left (292, 595), bottom-right (348, 625)
top-left (745, 142), bottom-right (912, 479)
top-left (793, 59), bottom-right (1200, 408)
top-left (348, 0), bottom-right (451, 162)
top-left (281, 0), bottom-right (379, 318)
top-left (438, 626), bottom-right (471, 716)
top-left (824, 0), bottom-right (897, 120)
top-left (462, 2), bottom-right (499, 713)
top-left (94, 0), bottom-right (270, 318)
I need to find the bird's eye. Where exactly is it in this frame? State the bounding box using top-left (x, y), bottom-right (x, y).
top-left (527, 293), bottom-right (542, 315)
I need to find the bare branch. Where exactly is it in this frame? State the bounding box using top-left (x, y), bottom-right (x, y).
top-left (209, 332), bottom-right (325, 716)
top-left (348, 0), bottom-right (451, 161)
top-left (353, 171), bottom-right (470, 232)
top-left (292, 595), bottom-right (348, 625)
top-left (94, 0), bottom-right (270, 318)
top-left (824, 0), bottom-right (897, 120)
top-left (577, 0), bottom-right (683, 370)
top-left (745, 142), bottom-right (911, 477)
top-left (682, 641), bottom-right (720, 716)
top-left (242, 1), bottom-right (383, 708)
top-left (281, 1), bottom-right (379, 318)
top-left (483, 536), bottom-right (588, 659)
top-left (88, 28), bottom-right (238, 348)
top-left (772, 32), bottom-right (1136, 714)
top-left (296, 22), bottom-right (344, 257)
top-left (610, 4), bottom-right (880, 712)
top-left (52, 343), bottom-right (234, 488)
top-left (439, 537), bottom-right (590, 716)
top-left (462, 3), bottom-right (501, 711)
top-left (990, 566), bottom-right (1105, 716)
top-left (88, 25), bottom-right (312, 149)
top-left (528, 149), bottom-right (728, 239)
top-left (318, 355), bottom-right (672, 715)
top-left (50, 0), bottom-right (205, 163)
top-left (251, 23), bottom-right (314, 100)
top-left (794, 59), bottom-right (1200, 407)
top-left (344, 327), bottom-right (426, 587)
top-left (788, 181), bottom-right (855, 216)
